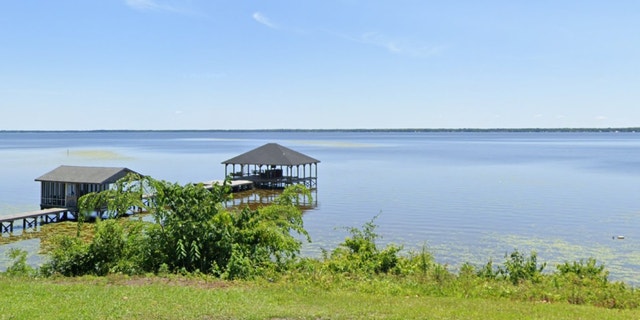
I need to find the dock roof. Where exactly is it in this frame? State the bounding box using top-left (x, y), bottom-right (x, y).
top-left (222, 143), bottom-right (320, 166)
top-left (35, 165), bottom-right (139, 184)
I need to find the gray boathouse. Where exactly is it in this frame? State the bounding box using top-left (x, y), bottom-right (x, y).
top-left (222, 143), bottom-right (320, 189)
top-left (1, 166), bottom-right (142, 234)
top-left (35, 165), bottom-right (140, 210)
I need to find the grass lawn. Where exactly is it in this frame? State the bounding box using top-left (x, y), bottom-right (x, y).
top-left (1, 276), bottom-right (638, 319)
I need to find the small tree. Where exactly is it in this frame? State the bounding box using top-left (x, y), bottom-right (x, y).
top-left (78, 173), bottom-right (146, 219)
top-left (498, 250), bottom-right (546, 285)
top-left (220, 197), bottom-right (311, 279)
top-left (142, 177), bottom-right (231, 273)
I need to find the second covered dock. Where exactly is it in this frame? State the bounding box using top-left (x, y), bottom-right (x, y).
top-left (222, 143), bottom-right (320, 189)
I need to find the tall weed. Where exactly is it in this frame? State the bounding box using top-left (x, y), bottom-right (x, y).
top-left (4, 248), bottom-right (35, 277)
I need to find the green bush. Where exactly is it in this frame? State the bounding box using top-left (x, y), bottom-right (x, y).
top-left (548, 258), bottom-right (640, 308)
top-left (4, 248), bottom-right (35, 277)
top-left (42, 219), bottom-right (149, 276)
top-left (498, 250), bottom-right (546, 285)
top-left (556, 258), bottom-right (608, 283)
top-left (476, 259), bottom-right (498, 279)
top-left (42, 235), bottom-right (90, 277)
top-left (323, 217), bottom-right (403, 276)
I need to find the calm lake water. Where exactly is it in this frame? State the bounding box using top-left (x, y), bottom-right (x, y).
top-left (1, 131), bottom-right (639, 283)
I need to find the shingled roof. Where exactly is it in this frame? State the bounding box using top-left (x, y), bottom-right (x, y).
top-left (35, 165), bottom-right (139, 184)
top-left (222, 143), bottom-right (320, 166)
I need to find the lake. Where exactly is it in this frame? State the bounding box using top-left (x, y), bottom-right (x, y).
top-left (1, 130), bottom-right (639, 283)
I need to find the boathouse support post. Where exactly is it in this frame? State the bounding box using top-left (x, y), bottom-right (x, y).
top-left (1, 221), bottom-right (13, 233)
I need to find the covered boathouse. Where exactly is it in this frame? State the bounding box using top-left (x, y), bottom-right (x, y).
top-left (35, 165), bottom-right (141, 211)
top-left (222, 143), bottom-right (320, 189)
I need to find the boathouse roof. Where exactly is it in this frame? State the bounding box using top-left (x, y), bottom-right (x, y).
top-left (35, 165), bottom-right (139, 184)
top-left (222, 143), bottom-right (320, 166)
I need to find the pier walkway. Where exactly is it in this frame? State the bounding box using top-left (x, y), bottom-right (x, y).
top-left (0, 208), bottom-right (72, 234)
top-left (202, 180), bottom-right (254, 192)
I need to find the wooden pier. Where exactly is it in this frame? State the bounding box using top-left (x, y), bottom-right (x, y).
top-left (202, 180), bottom-right (254, 192)
top-left (0, 208), bottom-right (72, 234)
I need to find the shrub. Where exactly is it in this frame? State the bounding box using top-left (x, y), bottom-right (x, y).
top-left (556, 258), bottom-right (608, 284)
top-left (42, 219), bottom-right (149, 276)
top-left (477, 259), bottom-right (498, 280)
top-left (498, 250), bottom-right (546, 285)
top-left (42, 235), bottom-right (90, 277)
top-left (4, 248), bottom-right (35, 277)
top-left (550, 258), bottom-right (639, 308)
top-left (324, 217), bottom-right (403, 276)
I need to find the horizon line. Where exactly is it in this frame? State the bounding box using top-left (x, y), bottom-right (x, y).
top-left (1, 127), bottom-right (639, 133)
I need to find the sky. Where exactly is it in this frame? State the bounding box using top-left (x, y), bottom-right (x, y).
top-left (1, 1), bottom-right (639, 130)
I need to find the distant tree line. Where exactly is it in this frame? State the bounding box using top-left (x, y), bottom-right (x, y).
top-left (2, 128), bottom-right (640, 133)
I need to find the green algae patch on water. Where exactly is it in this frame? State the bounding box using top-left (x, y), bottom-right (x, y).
top-left (293, 140), bottom-right (383, 148)
top-left (1, 221), bottom-right (93, 252)
top-left (66, 149), bottom-right (133, 160)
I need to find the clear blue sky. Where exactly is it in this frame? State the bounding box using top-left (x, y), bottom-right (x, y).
top-left (1, 1), bottom-right (639, 130)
